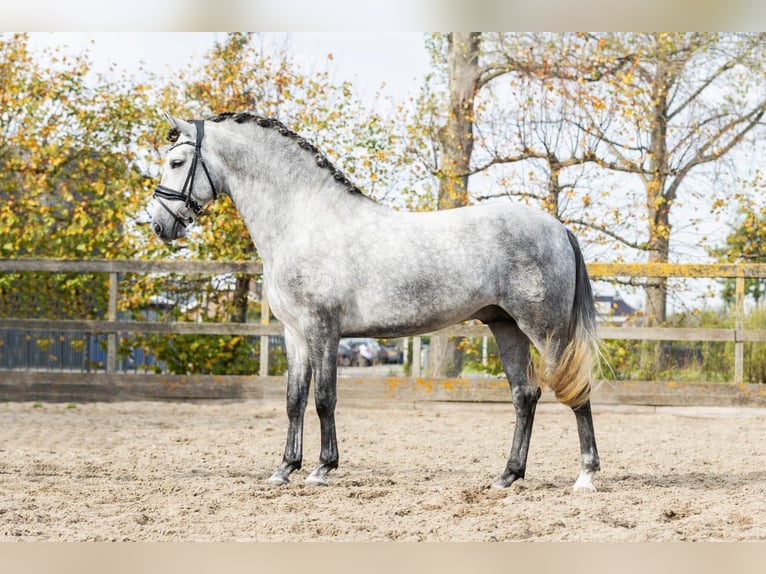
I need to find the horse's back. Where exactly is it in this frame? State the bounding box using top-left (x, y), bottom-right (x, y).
top-left (335, 201), bottom-right (576, 338)
top-left (372, 201), bottom-right (574, 291)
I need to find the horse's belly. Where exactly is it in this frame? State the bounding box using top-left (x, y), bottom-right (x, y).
top-left (339, 286), bottom-right (491, 338)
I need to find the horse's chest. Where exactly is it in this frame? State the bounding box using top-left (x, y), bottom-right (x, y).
top-left (265, 268), bottom-right (340, 327)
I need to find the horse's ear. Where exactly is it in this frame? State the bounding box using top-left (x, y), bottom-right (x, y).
top-left (163, 112), bottom-right (194, 138)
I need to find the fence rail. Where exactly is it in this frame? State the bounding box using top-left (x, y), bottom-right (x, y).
top-left (588, 261), bottom-right (761, 387)
top-left (1, 258), bottom-right (765, 405)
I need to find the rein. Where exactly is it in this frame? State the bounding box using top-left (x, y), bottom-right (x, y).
top-left (153, 120), bottom-right (218, 236)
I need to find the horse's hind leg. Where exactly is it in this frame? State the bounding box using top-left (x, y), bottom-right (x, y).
top-left (537, 332), bottom-right (600, 492)
top-left (572, 399), bottom-right (600, 492)
top-left (489, 320), bottom-right (541, 489)
top-left (532, 327), bottom-right (600, 491)
top-left (268, 327), bottom-right (312, 485)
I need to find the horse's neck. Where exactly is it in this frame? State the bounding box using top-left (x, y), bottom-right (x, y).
top-left (222, 136), bottom-right (365, 263)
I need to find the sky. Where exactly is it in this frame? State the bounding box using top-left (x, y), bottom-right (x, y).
top-left (27, 32), bottom-right (431, 107)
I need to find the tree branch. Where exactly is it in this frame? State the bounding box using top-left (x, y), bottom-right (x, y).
top-left (564, 217), bottom-right (652, 251)
top-left (665, 105), bottom-right (765, 202)
top-left (667, 59), bottom-right (735, 120)
top-left (472, 190), bottom-right (543, 203)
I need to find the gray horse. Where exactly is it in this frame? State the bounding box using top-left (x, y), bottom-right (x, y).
top-left (148, 112), bottom-right (601, 492)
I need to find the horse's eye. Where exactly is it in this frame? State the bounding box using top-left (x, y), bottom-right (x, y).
top-left (170, 159), bottom-right (184, 169)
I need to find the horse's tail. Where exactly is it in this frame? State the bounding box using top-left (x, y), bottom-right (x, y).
top-left (535, 229), bottom-right (600, 410)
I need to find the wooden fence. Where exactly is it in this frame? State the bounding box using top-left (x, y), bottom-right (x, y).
top-left (2, 258), bottom-right (766, 407)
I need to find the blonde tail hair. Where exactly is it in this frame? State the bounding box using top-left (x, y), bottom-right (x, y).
top-left (533, 230), bottom-right (600, 410)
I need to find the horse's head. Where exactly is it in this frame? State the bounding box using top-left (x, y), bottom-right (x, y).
top-left (149, 113), bottom-right (219, 242)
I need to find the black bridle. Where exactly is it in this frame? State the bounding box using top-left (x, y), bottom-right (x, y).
top-left (153, 119), bottom-right (218, 236)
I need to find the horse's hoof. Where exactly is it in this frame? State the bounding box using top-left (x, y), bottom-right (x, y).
top-left (573, 471), bottom-right (597, 493)
top-left (267, 473), bottom-right (289, 486)
top-left (573, 483), bottom-right (597, 493)
top-left (305, 477), bottom-right (328, 487)
top-left (305, 474), bottom-right (329, 487)
top-left (305, 469), bottom-right (329, 486)
top-left (491, 474), bottom-right (521, 490)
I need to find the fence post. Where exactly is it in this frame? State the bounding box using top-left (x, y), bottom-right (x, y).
top-left (734, 271), bottom-right (745, 386)
top-left (259, 285), bottom-right (270, 377)
top-left (106, 272), bottom-right (118, 373)
top-left (412, 336), bottom-right (422, 378)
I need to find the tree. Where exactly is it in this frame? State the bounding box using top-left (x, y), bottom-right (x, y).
top-left (436, 32), bottom-right (481, 210)
top-left (584, 33), bottom-right (766, 324)
top-left (413, 33), bottom-right (766, 326)
top-left (716, 202), bottom-right (766, 306)
top-left (0, 33), bottom-right (154, 262)
top-left (0, 33), bottom-right (154, 322)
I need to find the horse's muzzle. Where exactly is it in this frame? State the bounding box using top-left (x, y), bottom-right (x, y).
top-left (151, 218), bottom-right (188, 242)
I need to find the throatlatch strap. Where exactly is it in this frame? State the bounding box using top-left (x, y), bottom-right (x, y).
top-left (192, 120), bottom-right (218, 200)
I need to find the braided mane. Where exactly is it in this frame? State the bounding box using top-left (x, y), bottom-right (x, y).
top-left (165, 112), bottom-right (366, 198)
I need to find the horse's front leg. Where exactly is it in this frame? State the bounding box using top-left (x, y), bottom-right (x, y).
top-left (268, 327), bottom-right (312, 485)
top-left (305, 331), bottom-right (340, 486)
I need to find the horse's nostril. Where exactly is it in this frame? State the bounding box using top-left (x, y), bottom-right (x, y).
top-left (152, 222), bottom-right (163, 237)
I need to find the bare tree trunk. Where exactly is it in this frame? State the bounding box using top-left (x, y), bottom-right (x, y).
top-left (437, 32), bottom-right (481, 209)
top-left (429, 32), bottom-right (481, 378)
top-left (231, 274), bottom-right (250, 324)
top-left (645, 55), bottom-right (671, 326)
top-left (641, 53), bottom-right (672, 373)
